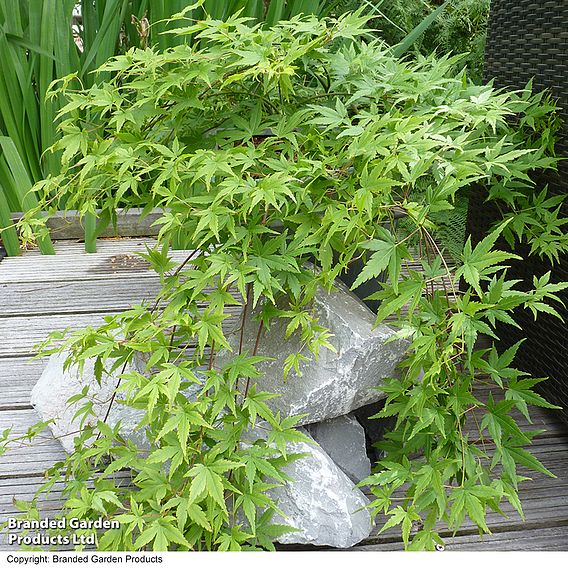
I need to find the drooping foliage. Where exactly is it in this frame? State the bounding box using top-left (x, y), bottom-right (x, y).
top-left (6, 12), bottom-right (568, 551)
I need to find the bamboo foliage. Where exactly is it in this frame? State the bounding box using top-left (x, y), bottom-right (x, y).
top-left (390, 0), bottom-right (450, 57)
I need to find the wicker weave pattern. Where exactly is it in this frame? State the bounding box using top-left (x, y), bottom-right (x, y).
top-left (467, 0), bottom-right (568, 421)
top-left (484, 0), bottom-right (568, 151)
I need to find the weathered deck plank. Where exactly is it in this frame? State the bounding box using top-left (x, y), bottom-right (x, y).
top-left (0, 239), bottom-right (192, 283)
top-left (0, 409), bottom-right (71, 477)
top-left (0, 312), bottom-right (241, 358)
top-left (353, 525), bottom-right (568, 551)
top-left (0, 314), bottom-right (114, 357)
top-left (0, 279), bottom-right (163, 317)
top-left (10, 208), bottom-right (162, 240)
top-left (0, 358), bottom-right (42, 408)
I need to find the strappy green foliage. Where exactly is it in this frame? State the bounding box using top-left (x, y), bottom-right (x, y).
top-left (0, 0), bottom-right (131, 254)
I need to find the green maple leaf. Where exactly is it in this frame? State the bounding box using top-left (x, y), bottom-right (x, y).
top-left (457, 221), bottom-right (521, 294)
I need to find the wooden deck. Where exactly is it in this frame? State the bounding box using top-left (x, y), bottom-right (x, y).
top-left (0, 237), bottom-right (567, 551)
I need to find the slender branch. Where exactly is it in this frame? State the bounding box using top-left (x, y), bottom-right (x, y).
top-left (208, 339), bottom-right (216, 371)
top-left (238, 284), bottom-right (253, 356)
top-left (235, 283), bottom-right (253, 394)
top-left (97, 249), bottom-right (201, 436)
top-left (148, 248), bottom-right (201, 315)
top-left (243, 320), bottom-right (264, 398)
top-left (169, 325), bottom-right (178, 349)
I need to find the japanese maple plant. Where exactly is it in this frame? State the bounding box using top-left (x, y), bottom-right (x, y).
top-left (7, 10), bottom-right (568, 551)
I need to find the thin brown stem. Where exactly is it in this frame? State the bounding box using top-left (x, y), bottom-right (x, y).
top-left (208, 339), bottom-right (216, 371)
top-left (169, 325), bottom-right (177, 349)
top-left (150, 249), bottom-right (201, 310)
top-left (236, 284), bottom-right (252, 394)
top-left (96, 358), bottom-right (130, 441)
top-left (243, 321), bottom-right (264, 398)
top-left (238, 284), bottom-right (253, 356)
top-left (99, 250), bottom-right (200, 437)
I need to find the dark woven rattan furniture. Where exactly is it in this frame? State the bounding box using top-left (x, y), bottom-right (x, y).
top-left (466, 0), bottom-right (568, 421)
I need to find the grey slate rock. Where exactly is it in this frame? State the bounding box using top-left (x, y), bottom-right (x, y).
top-left (32, 353), bottom-right (203, 454)
top-left (30, 352), bottom-right (148, 453)
top-left (245, 424), bottom-right (372, 548)
top-left (217, 280), bottom-right (408, 425)
top-left (306, 414), bottom-right (371, 483)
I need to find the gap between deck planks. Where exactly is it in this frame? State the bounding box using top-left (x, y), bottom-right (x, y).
top-left (0, 238), bottom-right (567, 551)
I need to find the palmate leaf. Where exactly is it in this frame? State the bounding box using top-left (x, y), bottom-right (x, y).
top-left (472, 341), bottom-right (527, 388)
top-left (222, 354), bottom-right (268, 385)
top-left (413, 462), bottom-right (447, 514)
top-left (134, 518), bottom-right (192, 551)
top-left (449, 486), bottom-right (491, 534)
top-left (352, 228), bottom-right (411, 292)
top-left (215, 527), bottom-right (254, 551)
top-left (242, 386), bottom-right (280, 425)
top-left (165, 495), bottom-right (212, 532)
top-left (456, 221), bottom-right (521, 295)
top-left (493, 478), bottom-right (525, 521)
top-left (370, 273), bottom-right (425, 324)
top-left (494, 444), bottom-right (556, 484)
top-left (447, 377), bottom-right (479, 417)
top-left (379, 505), bottom-right (421, 548)
top-left (505, 377), bottom-right (562, 421)
top-left (241, 450), bottom-right (287, 487)
top-left (507, 445), bottom-right (556, 478)
top-left (408, 528), bottom-right (445, 552)
top-left (157, 406), bottom-right (210, 454)
top-left (481, 393), bottom-right (530, 448)
top-left (526, 271), bottom-right (568, 320)
top-left (186, 464), bottom-right (227, 510)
